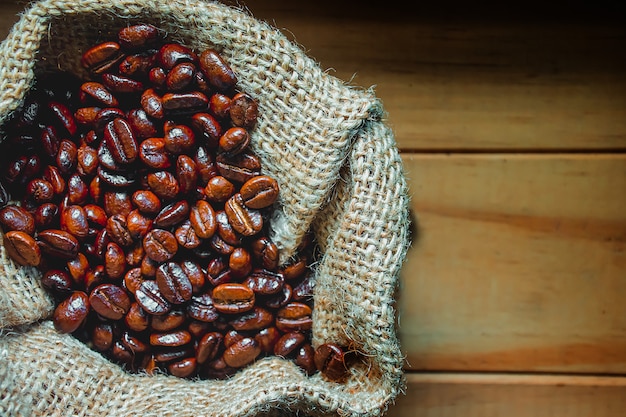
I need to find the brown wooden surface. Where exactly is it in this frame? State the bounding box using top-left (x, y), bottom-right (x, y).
top-left (2, 1), bottom-right (626, 416)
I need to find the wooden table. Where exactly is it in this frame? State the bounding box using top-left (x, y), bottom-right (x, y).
top-left (2, 1), bottom-right (626, 415)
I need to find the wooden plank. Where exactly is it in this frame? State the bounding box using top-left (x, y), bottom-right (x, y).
top-left (388, 372), bottom-right (626, 417)
top-left (2, 2), bottom-right (626, 151)
top-left (399, 153), bottom-right (626, 373)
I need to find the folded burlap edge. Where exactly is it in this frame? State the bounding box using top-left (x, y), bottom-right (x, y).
top-left (0, 0), bottom-right (412, 416)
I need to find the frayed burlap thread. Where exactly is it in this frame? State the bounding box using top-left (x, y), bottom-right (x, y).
top-left (0, 0), bottom-right (411, 416)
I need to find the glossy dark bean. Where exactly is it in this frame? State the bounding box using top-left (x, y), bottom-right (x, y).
top-left (186, 200), bottom-right (215, 239)
top-left (295, 343), bottom-right (316, 375)
top-left (56, 139), bottom-right (78, 176)
top-left (218, 127), bottom-right (249, 157)
top-left (104, 191), bottom-right (133, 217)
top-left (143, 228), bottom-right (178, 262)
top-left (81, 41), bottom-right (124, 74)
top-left (158, 43), bottom-right (197, 70)
top-left (53, 291), bottom-right (90, 333)
top-left (162, 92), bottom-right (209, 116)
top-left (95, 107), bottom-right (127, 133)
top-left (67, 252), bottom-right (89, 284)
top-left (84, 204), bottom-right (108, 229)
top-left (156, 262), bottom-right (193, 304)
top-left (75, 106), bottom-right (101, 127)
top-left (212, 283), bottom-right (255, 314)
top-left (209, 93), bottom-right (231, 119)
top-left (163, 122), bottom-right (196, 154)
top-left (215, 210), bottom-right (241, 246)
top-left (104, 118), bottom-right (138, 164)
top-left (223, 337), bottom-right (260, 368)
top-left (224, 193), bottom-right (263, 236)
top-left (67, 174), bottom-right (89, 205)
top-left (179, 259), bottom-right (205, 294)
top-left (281, 256), bottom-right (308, 281)
top-left (48, 101), bottom-right (77, 137)
top-left (250, 236), bottom-right (279, 270)
top-left (191, 113), bottom-right (221, 148)
top-left (123, 267), bottom-right (144, 295)
top-left (121, 331), bottom-right (149, 353)
top-left (186, 292), bottom-right (219, 323)
top-left (40, 125), bottom-right (60, 160)
top-left (204, 176), bottom-right (234, 203)
top-left (216, 152), bottom-right (261, 184)
top-left (125, 243), bottom-right (145, 267)
top-left (92, 322), bottom-right (114, 351)
top-left (104, 242), bottom-right (126, 279)
top-left (0, 205), bottom-right (35, 235)
top-left (148, 67), bottom-right (167, 89)
top-left (140, 255), bottom-right (159, 278)
top-left (125, 302), bottom-right (150, 332)
top-left (135, 279), bottom-right (171, 316)
top-left (255, 327), bottom-right (281, 354)
top-left (168, 357), bottom-right (197, 378)
top-left (37, 229), bottom-right (79, 259)
top-left (197, 332), bottom-right (223, 364)
top-left (244, 269), bottom-right (284, 296)
top-left (118, 24), bottom-right (160, 50)
top-left (273, 331), bottom-right (306, 358)
top-left (106, 214), bottom-right (134, 247)
top-left (119, 53), bottom-right (156, 78)
top-left (314, 343), bottom-right (349, 381)
top-left (80, 82), bottom-right (118, 107)
top-left (139, 137), bottom-right (171, 169)
top-left (175, 155), bottom-right (197, 195)
top-left (147, 171), bottom-right (179, 201)
top-left (229, 306), bottom-right (273, 331)
top-left (141, 88), bottom-right (164, 119)
top-left (102, 73), bottom-right (144, 94)
top-left (229, 247), bottom-right (252, 278)
top-left (240, 175), bottom-right (279, 209)
top-left (98, 167), bottom-right (136, 188)
top-left (41, 269), bottom-right (73, 294)
top-left (77, 144), bottom-right (99, 177)
top-left (166, 62), bottom-right (195, 92)
top-left (175, 220), bottom-right (201, 249)
top-left (34, 203), bottom-right (59, 230)
top-left (150, 309), bottom-right (186, 332)
top-left (127, 108), bottom-right (158, 140)
top-left (199, 48), bottom-right (237, 92)
top-left (154, 200), bottom-right (189, 228)
top-left (126, 209), bottom-right (153, 239)
top-left (150, 330), bottom-right (192, 347)
top-left (229, 92), bottom-right (258, 129)
top-left (89, 283), bottom-right (131, 320)
top-left (276, 302), bottom-right (313, 333)
top-left (131, 190), bottom-right (161, 216)
top-left (205, 257), bottom-right (230, 287)
top-left (61, 205), bottom-right (89, 240)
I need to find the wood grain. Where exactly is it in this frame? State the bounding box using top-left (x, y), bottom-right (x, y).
top-left (400, 153), bottom-right (626, 373)
top-left (388, 373), bottom-right (626, 417)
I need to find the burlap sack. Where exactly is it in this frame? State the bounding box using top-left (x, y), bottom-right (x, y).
top-left (0, 0), bottom-right (411, 416)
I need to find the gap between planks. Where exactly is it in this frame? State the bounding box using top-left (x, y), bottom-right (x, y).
top-left (405, 372), bottom-right (626, 387)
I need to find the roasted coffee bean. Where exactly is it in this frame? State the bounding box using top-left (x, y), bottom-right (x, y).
top-left (274, 331), bottom-right (306, 358)
top-left (175, 220), bottom-right (201, 249)
top-left (255, 327), bottom-right (281, 354)
top-left (40, 125), bottom-right (60, 159)
top-left (37, 229), bottom-right (79, 259)
top-left (156, 262), bottom-right (193, 304)
top-left (150, 329), bottom-right (192, 347)
top-left (209, 93), bottom-right (231, 119)
top-left (25, 178), bottom-right (54, 204)
top-left (215, 210), bottom-right (241, 246)
top-left (197, 332), bottom-right (223, 364)
top-left (80, 82), bottom-right (118, 107)
top-left (295, 343), bottom-right (316, 375)
top-left (48, 101), bottom-right (78, 137)
top-left (229, 92), bottom-right (258, 129)
top-left (147, 171), bottom-right (179, 201)
top-left (92, 322), bottom-right (115, 351)
top-left (141, 88), bottom-right (164, 119)
top-left (119, 53), bottom-right (156, 78)
top-left (162, 92), bottom-right (208, 116)
top-left (53, 291), bottom-right (90, 333)
top-left (89, 283), bottom-right (131, 320)
top-left (205, 257), bottom-right (229, 286)
top-left (121, 331), bottom-right (149, 353)
top-left (135, 279), bottom-right (171, 316)
top-left (56, 139), bottom-right (78, 176)
top-left (149, 67), bottom-right (167, 89)
top-left (98, 166), bottom-right (136, 188)
top-left (168, 357), bottom-right (197, 378)
top-left (212, 283), bottom-right (255, 314)
top-left (118, 24), bottom-right (160, 50)
top-left (250, 236), bottom-right (279, 270)
top-left (218, 127), bottom-right (249, 156)
top-left (216, 152), bottom-right (261, 184)
top-left (41, 269), bottom-right (73, 294)
top-left (106, 214), bottom-right (134, 247)
top-left (139, 137), bottom-right (171, 169)
top-left (154, 200), bottom-right (189, 228)
top-left (125, 302), bottom-right (150, 332)
top-left (98, 140), bottom-right (122, 172)
top-left (229, 247), bottom-right (252, 278)
top-left (240, 175), bottom-right (279, 209)
top-left (125, 243), bottom-right (145, 267)
top-left (199, 48), bottom-right (237, 92)
top-left (91, 228), bottom-right (110, 259)
top-left (244, 269), bottom-right (284, 296)
top-left (166, 62), bottom-right (196, 92)
top-left (104, 242), bottom-right (126, 279)
top-left (276, 302), bottom-right (313, 333)
top-left (41, 165), bottom-right (66, 197)
top-left (186, 292), bottom-right (219, 323)
top-left (153, 345), bottom-right (195, 363)
top-left (175, 155), bottom-right (197, 195)
top-left (263, 283), bottom-right (292, 310)
top-left (224, 193), bottom-right (263, 236)
top-left (81, 41), bottom-right (124, 74)
top-left (186, 200), bottom-right (215, 239)
top-left (143, 228), bottom-right (178, 262)
top-left (67, 174), bottom-right (89, 205)
top-left (127, 108), bottom-right (158, 140)
top-left (158, 43), bottom-right (197, 70)
top-left (204, 176), bottom-right (234, 203)
top-left (84, 204), bottom-right (108, 229)
top-left (104, 191), bottom-right (133, 217)
top-left (126, 209), bottom-right (153, 239)
top-left (223, 337), bottom-right (260, 368)
top-left (77, 144), bottom-right (99, 177)
top-left (123, 267), bottom-right (144, 295)
top-left (67, 252), bottom-right (89, 284)
top-left (191, 113), bottom-right (221, 148)
top-left (34, 203), bottom-right (59, 229)
top-left (104, 118), bottom-right (138, 164)
top-left (102, 73), bottom-right (144, 94)
top-left (0, 205), bottom-right (35, 235)
top-left (151, 309), bottom-right (186, 332)
top-left (314, 343), bottom-right (349, 381)
top-left (61, 205), bottom-right (89, 240)
top-left (132, 190), bottom-right (162, 215)
top-left (111, 340), bottom-right (134, 363)
top-left (141, 255), bottom-right (159, 278)
top-left (229, 306), bottom-right (273, 331)
top-left (95, 107), bottom-right (127, 133)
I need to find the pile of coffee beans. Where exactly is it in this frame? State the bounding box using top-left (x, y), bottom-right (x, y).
top-left (0, 24), bottom-right (353, 381)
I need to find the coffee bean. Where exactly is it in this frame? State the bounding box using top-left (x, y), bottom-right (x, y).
top-left (123, 267), bottom-right (144, 295)
top-left (104, 118), bottom-right (138, 164)
top-left (67, 174), bottom-right (89, 205)
top-left (92, 322), bottom-right (114, 351)
top-left (154, 200), bottom-right (190, 228)
top-left (56, 139), bottom-right (78, 176)
top-left (229, 306), bottom-right (273, 331)
top-left (314, 343), bottom-right (349, 381)
top-left (212, 283), bottom-right (255, 314)
top-left (199, 48), bottom-right (237, 92)
top-left (295, 343), bottom-right (316, 375)
top-left (175, 155), bottom-right (197, 195)
top-left (81, 41), bottom-right (124, 74)
top-left (135, 279), bottom-right (171, 316)
top-left (104, 241), bottom-right (126, 279)
top-left (37, 229), bottom-right (79, 259)
top-left (0, 205), bottom-right (35, 235)
top-left (132, 190), bottom-right (162, 215)
top-left (197, 332), bottom-right (223, 364)
top-left (77, 144), bottom-right (99, 177)
top-left (67, 252), bottom-right (89, 285)
top-left (127, 108), bottom-right (158, 140)
top-left (273, 331), bottom-right (306, 358)
top-left (118, 24), bottom-right (160, 51)
top-left (119, 53), bottom-right (156, 78)
top-left (224, 193), bottom-right (263, 236)
top-left (41, 269), bottom-right (73, 295)
top-left (61, 205), bottom-right (89, 240)
top-left (106, 214), bottom-right (134, 247)
top-left (216, 152), bottom-right (261, 184)
top-left (89, 283), bottom-right (131, 320)
top-left (156, 262), bottom-right (193, 304)
top-left (143, 228), bottom-right (178, 262)
top-left (240, 175), bottom-right (279, 209)
top-left (229, 92), bottom-right (258, 129)
top-left (102, 73), bottom-right (144, 94)
top-left (191, 113), bottom-right (222, 148)
top-left (148, 67), bottom-right (167, 89)
top-left (223, 337), bottom-right (260, 368)
top-left (229, 247), bottom-right (252, 278)
top-left (166, 62), bottom-right (196, 92)
top-left (175, 220), bottom-right (201, 249)
top-left (250, 236), bottom-right (279, 270)
top-left (276, 302), bottom-right (313, 333)
top-left (244, 269), bottom-right (284, 296)
top-left (168, 357), bottom-right (197, 378)
top-left (80, 82), bottom-right (119, 107)
top-left (147, 171), bottom-right (179, 201)
top-left (150, 330), bottom-right (192, 347)
top-left (218, 127), bottom-right (249, 157)
top-left (126, 209), bottom-right (153, 239)
top-left (204, 176), bottom-right (234, 203)
top-left (150, 309), bottom-right (186, 332)
top-left (48, 101), bottom-right (78, 137)
top-left (162, 92), bottom-right (208, 116)
top-left (53, 291), bottom-right (90, 333)
top-left (209, 93), bottom-right (231, 119)
top-left (141, 88), bottom-right (164, 119)
top-left (139, 138), bottom-right (171, 169)
top-left (187, 292), bottom-right (219, 323)
top-left (125, 302), bottom-right (150, 332)
top-left (104, 191), bottom-right (133, 217)
top-left (34, 203), bottom-right (59, 229)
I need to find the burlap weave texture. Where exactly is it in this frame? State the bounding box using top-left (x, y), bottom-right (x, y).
top-left (0, 1), bottom-right (411, 416)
